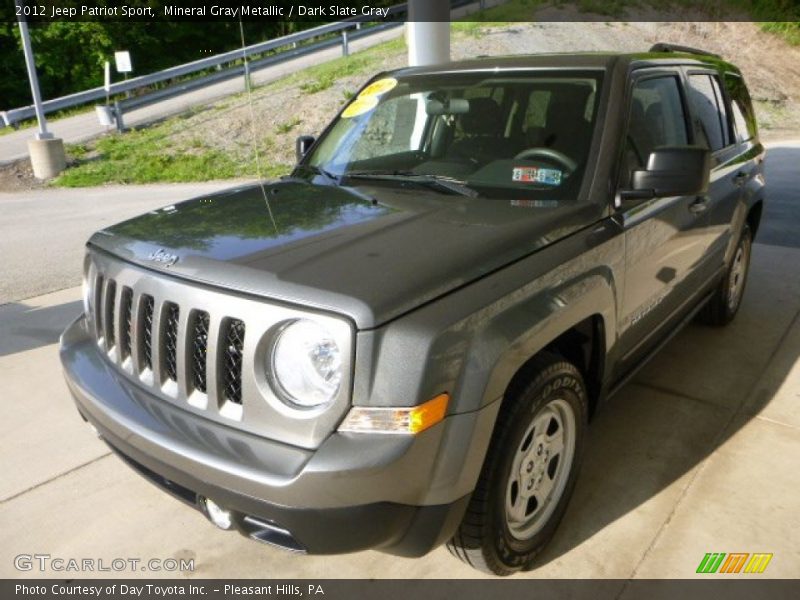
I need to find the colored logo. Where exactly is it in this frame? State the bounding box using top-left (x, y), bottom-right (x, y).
top-left (696, 552), bottom-right (773, 574)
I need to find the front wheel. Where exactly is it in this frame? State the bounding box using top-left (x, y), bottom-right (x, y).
top-left (702, 224), bottom-right (752, 326)
top-left (447, 354), bottom-right (588, 575)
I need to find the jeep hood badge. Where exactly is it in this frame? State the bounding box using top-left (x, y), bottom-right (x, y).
top-left (148, 248), bottom-right (179, 267)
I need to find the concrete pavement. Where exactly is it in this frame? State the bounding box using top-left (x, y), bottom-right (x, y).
top-left (0, 144), bottom-right (798, 580)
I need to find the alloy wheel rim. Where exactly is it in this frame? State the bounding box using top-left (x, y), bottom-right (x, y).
top-left (728, 239), bottom-right (749, 312)
top-left (505, 398), bottom-right (576, 540)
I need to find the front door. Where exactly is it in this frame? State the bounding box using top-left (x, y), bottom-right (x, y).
top-left (614, 69), bottom-right (711, 375)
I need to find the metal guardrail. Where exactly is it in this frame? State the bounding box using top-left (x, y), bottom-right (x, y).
top-left (1, 0), bottom-right (494, 130)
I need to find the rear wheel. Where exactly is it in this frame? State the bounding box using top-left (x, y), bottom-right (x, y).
top-left (702, 224), bottom-right (752, 326)
top-left (447, 353), bottom-right (588, 575)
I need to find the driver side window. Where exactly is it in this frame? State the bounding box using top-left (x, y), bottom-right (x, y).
top-left (623, 75), bottom-right (689, 186)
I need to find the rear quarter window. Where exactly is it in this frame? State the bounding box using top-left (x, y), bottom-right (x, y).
top-left (724, 73), bottom-right (758, 142)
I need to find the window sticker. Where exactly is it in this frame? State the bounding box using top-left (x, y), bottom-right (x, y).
top-left (341, 95), bottom-right (379, 118)
top-left (358, 77), bottom-right (398, 99)
top-left (512, 166), bottom-right (562, 186)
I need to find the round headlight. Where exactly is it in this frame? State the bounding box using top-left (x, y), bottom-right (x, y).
top-left (270, 319), bottom-right (342, 408)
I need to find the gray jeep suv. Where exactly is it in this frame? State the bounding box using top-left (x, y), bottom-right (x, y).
top-left (60, 45), bottom-right (764, 575)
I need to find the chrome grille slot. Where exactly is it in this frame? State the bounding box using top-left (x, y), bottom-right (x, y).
top-left (140, 294), bottom-right (155, 371)
top-left (93, 274), bottom-right (105, 338)
top-left (120, 287), bottom-right (133, 360)
top-left (191, 310), bottom-right (210, 394)
top-left (221, 319), bottom-right (245, 405)
top-left (103, 279), bottom-right (117, 349)
top-left (162, 302), bottom-right (180, 382)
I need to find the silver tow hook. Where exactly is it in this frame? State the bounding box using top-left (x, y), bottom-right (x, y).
top-left (202, 497), bottom-right (234, 530)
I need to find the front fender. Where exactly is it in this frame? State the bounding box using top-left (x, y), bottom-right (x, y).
top-left (352, 220), bottom-right (623, 502)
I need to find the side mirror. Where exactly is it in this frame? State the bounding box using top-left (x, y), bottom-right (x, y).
top-left (623, 146), bottom-right (710, 200)
top-left (296, 135), bottom-right (316, 162)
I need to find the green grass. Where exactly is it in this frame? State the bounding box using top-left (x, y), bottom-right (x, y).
top-left (276, 117), bottom-right (302, 134)
top-left (299, 54), bottom-right (378, 94)
top-left (54, 123), bottom-right (288, 187)
top-left (759, 21), bottom-right (800, 45)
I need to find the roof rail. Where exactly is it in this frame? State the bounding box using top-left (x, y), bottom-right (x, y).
top-left (649, 43), bottom-right (721, 59)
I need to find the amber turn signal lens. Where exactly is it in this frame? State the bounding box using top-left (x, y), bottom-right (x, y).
top-left (338, 393), bottom-right (450, 434)
top-left (408, 393), bottom-right (449, 433)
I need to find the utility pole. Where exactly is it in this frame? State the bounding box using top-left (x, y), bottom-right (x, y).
top-left (16, 0), bottom-right (66, 178)
top-left (407, 0), bottom-right (450, 66)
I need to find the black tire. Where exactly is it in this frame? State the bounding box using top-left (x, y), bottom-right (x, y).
top-left (447, 353), bottom-right (588, 576)
top-left (701, 224), bottom-right (752, 326)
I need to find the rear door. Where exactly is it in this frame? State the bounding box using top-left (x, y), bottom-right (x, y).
top-left (685, 70), bottom-right (764, 270)
top-left (613, 68), bottom-right (711, 374)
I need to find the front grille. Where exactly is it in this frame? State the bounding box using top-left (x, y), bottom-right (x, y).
top-left (221, 319), bottom-right (245, 405)
top-left (85, 255), bottom-right (352, 446)
top-left (88, 275), bottom-right (248, 411)
top-left (141, 295), bottom-right (155, 370)
top-left (162, 303), bottom-right (180, 382)
top-left (191, 311), bottom-right (210, 393)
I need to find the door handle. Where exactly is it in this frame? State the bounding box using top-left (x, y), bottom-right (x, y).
top-left (733, 171), bottom-right (749, 186)
top-left (689, 196), bottom-right (710, 214)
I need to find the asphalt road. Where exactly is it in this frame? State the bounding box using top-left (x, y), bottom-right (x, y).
top-left (0, 181), bottom-right (242, 304)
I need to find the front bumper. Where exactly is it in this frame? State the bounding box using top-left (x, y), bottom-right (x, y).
top-left (60, 316), bottom-right (499, 556)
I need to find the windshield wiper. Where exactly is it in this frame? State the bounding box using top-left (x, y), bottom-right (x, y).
top-left (344, 171), bottom-right (479, 198)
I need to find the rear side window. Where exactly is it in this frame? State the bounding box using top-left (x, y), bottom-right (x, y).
top-left (725, 73), bottom-right (757, 142)
top-left (623, 75), bottom-right (689, 184)
top-left (688, 74), bottom-right (729, 151)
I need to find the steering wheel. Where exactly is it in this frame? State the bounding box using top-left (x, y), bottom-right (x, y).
top-left (513, 147), bottom-right (577, 174)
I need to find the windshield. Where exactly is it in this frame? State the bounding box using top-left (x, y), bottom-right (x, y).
top-left (306, 70), bottom-right (604, 199)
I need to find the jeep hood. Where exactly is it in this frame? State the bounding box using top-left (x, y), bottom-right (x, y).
top-left (90, 180), bottom-right (602, 329)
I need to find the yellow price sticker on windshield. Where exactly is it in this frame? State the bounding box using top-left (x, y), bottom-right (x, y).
top-left (358, 77), bottom-right (397, 99)
top-left (341, 95), bottom-right (379, 118)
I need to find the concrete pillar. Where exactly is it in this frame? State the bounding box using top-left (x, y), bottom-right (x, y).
top-left (407, 0), bottom-right (450, 66)
top-left (28, 138), bottom-right (66, 179)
